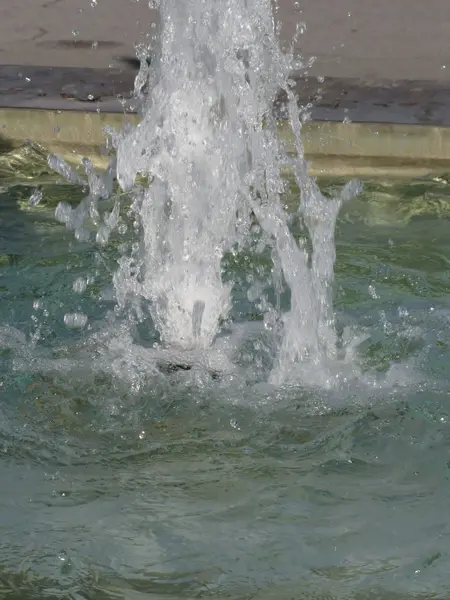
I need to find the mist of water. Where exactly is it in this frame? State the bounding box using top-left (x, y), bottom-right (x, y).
top-left (52, 0), bottom-right (361, 385)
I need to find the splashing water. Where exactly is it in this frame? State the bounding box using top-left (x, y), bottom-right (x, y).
top-left (53, 0), bottom-right (361, 384)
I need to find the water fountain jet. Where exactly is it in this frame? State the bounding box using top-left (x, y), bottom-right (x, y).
top-left (55, 0), bottom-right (361, 383)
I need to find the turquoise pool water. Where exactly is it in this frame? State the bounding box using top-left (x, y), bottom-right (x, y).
top-left (1, 146), bottom-right (450, 599)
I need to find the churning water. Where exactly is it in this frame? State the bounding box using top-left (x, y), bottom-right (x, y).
top-left (2, 0), bottom-right (450, 598)
top-left (53, 0), bottom-right (364, 388)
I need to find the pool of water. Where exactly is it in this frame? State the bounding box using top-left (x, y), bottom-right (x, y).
top-left (2, 145), bottom-right (450, 599)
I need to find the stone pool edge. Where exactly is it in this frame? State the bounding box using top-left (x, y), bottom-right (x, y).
top-left (2, 68), bottom-right (450, 179)
top-left (2, 107), bottom-right (450, 179)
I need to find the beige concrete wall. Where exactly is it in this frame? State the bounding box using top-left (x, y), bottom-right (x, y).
top-left (3, 107), bottom-right (450, 179)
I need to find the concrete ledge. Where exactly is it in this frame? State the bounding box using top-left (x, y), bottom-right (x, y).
top-left (2, 107), bottom-right (450, 179)
top-left (2, 67), bottom-right (450, 179)
top-left (3, 66), bottom-right (450, 125)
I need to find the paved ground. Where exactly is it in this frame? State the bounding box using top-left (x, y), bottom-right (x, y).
top-left (1, 0), bottom-right (450, 82)
top-left (1, 0), bottom-right (450, 128)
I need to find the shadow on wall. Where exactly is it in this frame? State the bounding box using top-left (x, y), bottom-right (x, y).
top-left (0, 135), bottom-right (15, 155)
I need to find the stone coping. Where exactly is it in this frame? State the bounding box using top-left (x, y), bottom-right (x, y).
top-left (2, 108), bottom-right (449, 179)
top-left (2, 66), bottom-right (450, 179)
top-left (2, 65), bottom-right (450, 125)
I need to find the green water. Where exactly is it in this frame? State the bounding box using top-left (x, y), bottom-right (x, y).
top-left (2, 145), bottom-right (450, 599)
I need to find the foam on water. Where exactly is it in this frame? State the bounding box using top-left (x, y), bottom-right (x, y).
top-left (51, 0), bottom-right (364, 387)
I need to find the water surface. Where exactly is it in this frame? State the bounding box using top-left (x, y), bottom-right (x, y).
top-left (1, 147), bottom-right (450, 598)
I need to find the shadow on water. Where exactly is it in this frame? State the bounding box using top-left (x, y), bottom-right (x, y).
top-left (118, 55), bottom-right (152, 70)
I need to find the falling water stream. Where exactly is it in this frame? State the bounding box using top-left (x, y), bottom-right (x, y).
top-left (3, 0), bottom-right (450, 598)
top-left (54, 0), bottom-right (362, 386)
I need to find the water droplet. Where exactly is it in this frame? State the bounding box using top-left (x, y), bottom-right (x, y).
top-left (138, 430), bottom-right (145, 439)
top-left (72, 29), bottom-right (80, 37)
top-left (29, 188), bottom-right (43, 206)
top-left (230, 418), bottom-right (240, 430)
top-left (317, 75), bottom-right (324, 83)
top-left (73, 277), bottom-right (87, 294)
top-left (92, 41), bottom-right (98, 50)
top-left (368, 285), bottom-right (378, 299)
top-left (64, 313), bottom-right (88, 329)
top-left (442, 65), bottom-right (446, 70)
top-left (90, 0), bottom-right (97, 6)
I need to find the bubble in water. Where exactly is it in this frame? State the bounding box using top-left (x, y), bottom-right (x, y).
top-left (64, 313), bottom-right (88, 329)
